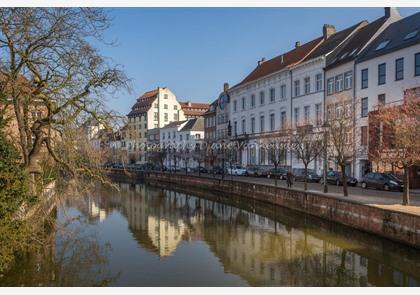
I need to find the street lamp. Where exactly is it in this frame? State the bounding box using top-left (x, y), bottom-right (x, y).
top-left (322, 121), bottom-right (330, 193)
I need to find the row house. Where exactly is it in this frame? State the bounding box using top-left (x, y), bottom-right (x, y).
top-left (179, 101), bottom-right (209, 119)
top-left (203, 100), bottom-right (217, 168)
top-left (126, 87), bottom-right (186, 163)
top-left (160, 118), bottom-right (205, 170)
top-left (228, 37), bottom-right (323, 167)
top-left (325, 7), bottom-right (401, 178)
top-left (355, 11), bottom-right (420, 182)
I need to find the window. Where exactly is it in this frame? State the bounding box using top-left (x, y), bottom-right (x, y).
top-left (260, 91), bottom-right (265, 105)
top-left (174, 113), bottom-right (178, 120)
top-left (294, 107), bottom-right (300, 127)
top-left (375, 40), bottom-right (390, 51)
top-left (233, 100), bottom-right (237, 112)
top-left (304, 77), bottom-right (310, 94)
top-left (154, 112), bottom-right (158, 121)
top-left (260, 116), bottom-right (265, 132)
top-left (270, 113), bottom-right (275, 131)
top-left (164, 113), bottom-right (168, 122)
top-left (195, 134), bottom-right (201, 140)
top-left (164, 94), bottom-right (168, 99)
top-left (378, 63), bottom-right (386, 85)
top-left (167, 132), bottom-right (171, 139)
top-left (315, 103), bottom-right (322, 126)
top-left (404, 30), bottom-right (418, 40)
top-left (154, 124), bottom-right (158, 128)
top-left (281, 111), bottom-right (286, 129)
top-left (270, 88), bottom-right (275, 102)
top-left (242, 97), bottom-right (246, 110)
top-left (361, 97), bottom-right (368, 117)
top-left (327, 78), bottom-right (334, 95)
top-left (162, 133), bottom-right (165, 139)
top-left (316, 73), bottom-right (323, 91)
top-left (241, 119), bottom-right (246, 134)
top-left (144, 123), bottom-right (147, 128)
top-left (335, 74), bottom-right (343, 92)
top-left (345, 101), bottom-right (352, 118)
top-left (344, 71), bottom-right (353, 89)
top-left (280, 84), bottom-right (286, 100)
top-left (162, 104), bottom-right (167, 109)
top-left (154, 103), bottom-right (158, 108)
top-left (335, 103), bottom-right (343, 119)
top-left (327, 105), bottom-right (334, 120)
top-left (361, 68), bottom-right (368, 89)
top-left (251, 94), bottom-right (255, 108)
top-left (415, 53), bottom-right (420, 76)
top-left (395, 58), bottom-right (404, 81)
top-left (361, 126), bottom-right (368, 146)
top-left (251, 117), bottom-right (255, 133)
top-left (378, 94), bottom-right (385, 106)
top-left (179, 134), bottom-right (183, 141)
top-left (234, 121), bottom-right (237, 135)
top-left (294, 80), bottom-right (300, 97)
top-left (174, 105), bottom-right (178, 110)
top-left (304, 106), bottom-right (310, 124)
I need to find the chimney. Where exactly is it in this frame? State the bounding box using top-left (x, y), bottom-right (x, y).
top-left (223, 82), bottom-right (229, 92)
top-left (323, 24), bottom-right (336, 40)
top-left (257, 57), bottom-right (266, 66)
top-left (384, 7), bottom-right (400, 18)
top-left (280, 55), bottom-right (284, 64)
top-left (295, 41), bottom-right (300, 48)
top-left (187, 101), bottom-right (191, 107)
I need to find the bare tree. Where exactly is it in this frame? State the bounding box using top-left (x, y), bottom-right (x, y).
top-left (263, 132), bottom-right (291, 187)
top-left (291, 124), bottom-right (324, 191)
top-left (369, 93), bottom-right (420, 205)
top-left (0, 8), bottom-right (129, 191)
top-left (326, 97), bottom-right (355, 197)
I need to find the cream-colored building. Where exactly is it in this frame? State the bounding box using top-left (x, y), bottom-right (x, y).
top-left (125, 87), bottom-right (186, 163)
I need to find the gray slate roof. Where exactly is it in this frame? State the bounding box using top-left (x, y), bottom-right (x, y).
top-left (357, 12), bottom-right (420, 63)
top-left (180, 117), bottom-right (204, 132)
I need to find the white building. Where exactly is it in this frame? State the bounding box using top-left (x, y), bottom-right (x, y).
top-left (126, 87), bottom-right (186, 163)
top-left (228, 37), bottom-right (323, 167)
top-left (160, 118), bottom-right (205, 170)
top-left (325, 7), bottom-right (401, 178)
top-left (354, 10), bottom-right (420, 180)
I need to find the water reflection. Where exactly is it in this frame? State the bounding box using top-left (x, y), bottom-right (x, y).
top-left (2, 182), bottom-right (420, 286)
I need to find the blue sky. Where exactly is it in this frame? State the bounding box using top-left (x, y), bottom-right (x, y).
top-left (97, 7), bottom-right (420, 115)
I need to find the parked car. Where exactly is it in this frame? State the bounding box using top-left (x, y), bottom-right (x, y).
top-left (191, 166), bottom-right (208, 173)
top-left (361, 172), bottom-right (404, 191)
top-left (323, 171), bottom-right (358, 186)
top-left (267, 167), bottom-right (288, 179)
top-left (246, 166), bottom-right (268, 177)
top-left (226, 165), bottom-right (247, 176)
top-left (209, 166), bottom-right (224, 175)
top-left (292, 168), bottom-right (321, 183)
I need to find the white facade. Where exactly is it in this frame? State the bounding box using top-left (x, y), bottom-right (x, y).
top-left (354, 44), bottom-right (420, 179)
top-left (229, 69), bottom-right (293, 167)
top-left (289, 57), bottom-right (326, 173)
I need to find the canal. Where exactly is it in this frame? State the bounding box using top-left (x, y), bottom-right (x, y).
top-left (1, 182), bottom-right (420, 286)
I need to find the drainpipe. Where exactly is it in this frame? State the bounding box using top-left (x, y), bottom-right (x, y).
top-left (289, 69), bottom-right (293, 168)
top-left (352, 62), bottom-right (357, 179)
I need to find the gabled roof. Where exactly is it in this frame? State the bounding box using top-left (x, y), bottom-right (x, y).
top-left (304, 21), bottom-right (365, 63)
top-left (231, 36), bottom-right (324, 89)
top-left (326, 17), bottom-right (388, 69)
top-left (161, 120), bottom-right (187, 129)
top-left (357, 12), bottom-right (420, 63)
top-left (127, 89), bottom-right (159, 117)
top-left (180, 117), bottom-right (204, 132)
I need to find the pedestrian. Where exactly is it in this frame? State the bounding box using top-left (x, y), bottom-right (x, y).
top-left (286, 170), bottom-right (294, 188)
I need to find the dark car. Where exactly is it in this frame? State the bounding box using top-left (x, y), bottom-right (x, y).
top-left (324, 171), bottom-right (358, 186)
top-left (209, 166), bottom-right (224, 175)
top-left (361, 172), bottom-right (403, 191)
top-left (267, 167), bottom-right (288, 179)
top-left (292, 168), bottom-right (321, 183)
top-left (246, 166), bottom-right (268, 177)
top-left (191, 166), bottom-right (208, 173)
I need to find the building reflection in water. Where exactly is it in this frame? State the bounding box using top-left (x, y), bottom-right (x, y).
top-left (111, 183), bottom-right (420, 287)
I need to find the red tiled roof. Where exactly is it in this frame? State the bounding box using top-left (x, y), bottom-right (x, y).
top-left (232, 36), bottom-right (324, 89)
top-left (179, 102), bottom-right (210, 109)
top-left (183, 110), bottom-right (207, 117)
top-left (127, 89), bottom-right (159, 117)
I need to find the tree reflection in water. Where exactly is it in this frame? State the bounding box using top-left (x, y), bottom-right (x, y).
top-left (1, 182), bottom-right (420, 286)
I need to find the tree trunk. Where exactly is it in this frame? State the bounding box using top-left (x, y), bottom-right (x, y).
top-left (403, 165), bottom-right (410, 206)
top-left (274, 163), bottom-right (278, 187)
top-left (340, 164), bottom-right (349, 197)
top-left (304, 164), bottom-right (308, 191)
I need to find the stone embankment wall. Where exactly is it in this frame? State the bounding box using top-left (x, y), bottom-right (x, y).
top-left (107, 169), bottom-right (420, 249)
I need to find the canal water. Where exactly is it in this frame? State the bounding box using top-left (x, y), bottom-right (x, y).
top-left (1, 182), bottom-right (420, 286)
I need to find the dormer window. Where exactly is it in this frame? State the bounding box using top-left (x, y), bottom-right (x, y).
top-left (375, 40), bottom-right (390, 51)
top-left (404, 30), bottom-right (418, 40)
